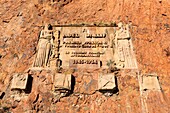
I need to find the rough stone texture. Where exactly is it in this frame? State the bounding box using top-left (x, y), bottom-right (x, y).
top-left (141, 91), bottom-right (170, 113)
top-left (0, 0), bottom-right (170, 113)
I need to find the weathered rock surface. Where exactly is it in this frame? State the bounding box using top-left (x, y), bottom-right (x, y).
top-left (0, 0), bottom-right (170, 112)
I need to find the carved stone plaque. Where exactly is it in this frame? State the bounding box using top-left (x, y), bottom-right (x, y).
top-left (11, 73), bottom-right (29, 90)
top-left (33, 23), bottom-right (138, 70)
top-left (98, 73), bottom-right (116, 90)
top-left (54, 27), bottom-right (115, 69)
top-left (115, 39), bottom-right (138, 69)
top-left (114, 24), bottom-right (138, 69)
top-left (142, 74), bottom-right (161, 91)
top-left (53, 73), bottom-right (72, 91)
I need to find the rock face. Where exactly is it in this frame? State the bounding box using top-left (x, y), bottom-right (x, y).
top-left (0, 0), bottom-right (170, 113)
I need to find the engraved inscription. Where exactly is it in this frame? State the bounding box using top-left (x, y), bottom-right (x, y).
top-left (69, 59), bottom-right (100, 69)
top-left (32, 24), bottom-right (138, 70)
top-left (114, 23), bottom-right (138, 69)
top-left (64, 41), bottom-right (109, 48)
top-left (58, 27), bottom-right (115, 69)
top-left (72, 59), bottom-right (98, 64)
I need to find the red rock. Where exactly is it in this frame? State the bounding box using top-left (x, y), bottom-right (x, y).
top-left (0, 0), bottom-right (170, 112)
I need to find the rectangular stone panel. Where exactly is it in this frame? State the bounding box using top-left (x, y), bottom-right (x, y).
top-left (69, 59), bottom-right (101, 69)
top-left (54, 27), bottom-right (115, 69)
top-left (32, 23), bottom-right (138, 70)
top-left (116, 39), bottom-right (138, 69)
top-left (98, 73), bottom-right (116, 90)
top-left (53, 73), bottom-right (72, 91)
top-left (11, 73), bottom-right (29, 90)
top-left (142, 74), bottom-right (161, 91)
